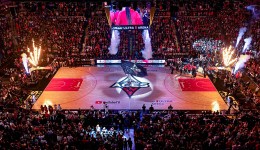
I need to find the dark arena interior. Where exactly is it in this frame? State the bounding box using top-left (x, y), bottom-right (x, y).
top-left (0, 0), bottom-right (259, 149)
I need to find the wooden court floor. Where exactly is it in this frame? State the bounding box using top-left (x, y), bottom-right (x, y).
top-left (32, 67), bottom-right (228, 111)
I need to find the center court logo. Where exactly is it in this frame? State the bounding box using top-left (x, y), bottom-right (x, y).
top-left (110, 75), bottom-right (150, 98)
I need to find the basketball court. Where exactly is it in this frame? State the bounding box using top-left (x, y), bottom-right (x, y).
top-left (32, 66), bottom-right (228, 111)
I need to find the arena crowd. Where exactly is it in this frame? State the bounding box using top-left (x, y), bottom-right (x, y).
top-left (0, 0), bottom-right (259, 149)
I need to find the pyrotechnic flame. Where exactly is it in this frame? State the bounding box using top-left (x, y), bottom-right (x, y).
top-left (21, 53), bottom-right (29, 74)
top-left (212, 101), bottom-right (220, 112)
top-left (27, 39), bottom-right (41, 67)
top-left (222, 46), bottom-right (237, 67)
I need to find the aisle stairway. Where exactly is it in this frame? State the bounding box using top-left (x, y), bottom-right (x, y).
top-left (123, 129), bottom-right (135, 150)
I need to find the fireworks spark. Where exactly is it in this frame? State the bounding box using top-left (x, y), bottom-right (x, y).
top-left (222, 46), bottom-right (237, 67)
top-left (27, 39), bottom-right (41, 67)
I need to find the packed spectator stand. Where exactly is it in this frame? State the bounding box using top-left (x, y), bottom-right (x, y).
top-left (0, 0), bottom-right (260, 149)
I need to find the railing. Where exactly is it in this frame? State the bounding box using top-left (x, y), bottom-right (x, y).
top-left (247, 72), bottom-right (260, 88)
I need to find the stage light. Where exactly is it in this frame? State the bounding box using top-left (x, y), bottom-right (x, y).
top-left (212, 101), bottom-right (220, 112)
top-left (222, 46), bottom-right (237, 67)
top-left (193, 38), bottom-right (224, 52)
top-left (43, 100), bottom-right (53, 107)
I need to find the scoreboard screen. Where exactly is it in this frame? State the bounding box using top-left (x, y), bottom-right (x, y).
top-left (105, 1), bottom-right (153, 27)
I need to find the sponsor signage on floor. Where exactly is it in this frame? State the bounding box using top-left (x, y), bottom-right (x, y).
top-left (95, 100), bottom-right (120, 104)
top-left (152, 100), bottom-right (173, 105)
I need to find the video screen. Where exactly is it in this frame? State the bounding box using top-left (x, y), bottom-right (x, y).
top-left (108, 1), bottom-right (151, 26)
